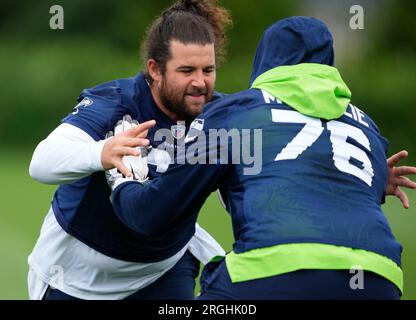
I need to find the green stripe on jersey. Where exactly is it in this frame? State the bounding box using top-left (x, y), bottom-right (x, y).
top-left (225, 243), bottom-right (403, 293)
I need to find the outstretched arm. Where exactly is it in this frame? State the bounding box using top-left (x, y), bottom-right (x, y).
top-left (29, 119), bottom-right (154, 185)
top-left (386, 150), bottom-right (416, 209)
top-left (111, 162), bottom-right (223, 236)
top-left (29, 123), bottom-right (107, 184)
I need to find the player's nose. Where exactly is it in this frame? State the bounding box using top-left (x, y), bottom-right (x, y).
top-left (190, 70), bottom-right (206, 89)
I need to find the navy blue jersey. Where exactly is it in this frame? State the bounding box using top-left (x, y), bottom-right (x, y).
top-left (52, 73), bottom-right (224, 262)
top-left (113, 88), bottom-right (402, 266)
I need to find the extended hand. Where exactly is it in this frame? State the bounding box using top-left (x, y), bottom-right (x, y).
top-left (101, 116), bottom-right (156, 178)
top-left (386, 150), bottom-right (416, 209)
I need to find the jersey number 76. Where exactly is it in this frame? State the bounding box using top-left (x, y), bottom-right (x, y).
top-left (271, 109), bottom-right (374, 186)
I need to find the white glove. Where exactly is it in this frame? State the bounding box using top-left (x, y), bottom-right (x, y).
top-left (105, 115), bottom-right (151, 190)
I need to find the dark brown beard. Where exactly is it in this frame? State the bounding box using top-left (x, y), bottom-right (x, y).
top-left (159, 78), bottom-right (212, 123)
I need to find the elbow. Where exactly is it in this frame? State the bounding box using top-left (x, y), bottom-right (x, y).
top-left (123, 216), bottom-right (167, 237)
top-left (112, 185), bottom-right (170, 237)
top-left (29, 155), bottom-right (46, 183)
top-left (115, 206), bottom-right (167, 237)
top-left (141, 222), bottom-right (167, 237)
top-left (29, 146), bottom-right (56, 184)
top-left (29, 161), bottom-right (54, 184)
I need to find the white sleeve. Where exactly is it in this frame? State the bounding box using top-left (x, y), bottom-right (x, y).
top-left (29, 123), bottom-right (106, 185)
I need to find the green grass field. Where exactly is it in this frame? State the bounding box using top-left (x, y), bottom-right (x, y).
top-left (0, 149), bottom-right (414, 299)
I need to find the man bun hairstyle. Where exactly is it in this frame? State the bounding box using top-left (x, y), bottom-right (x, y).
top-left (142, 0), bottom-right (232, 82)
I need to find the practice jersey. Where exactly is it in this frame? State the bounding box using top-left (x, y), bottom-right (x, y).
top-left (52, 73), bottom-right (223, 262)
top-left (112, 88), bottom-right (402, 267)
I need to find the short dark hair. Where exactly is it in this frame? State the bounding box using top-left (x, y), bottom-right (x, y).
top-left (141, 0), bottom-right (232, 83)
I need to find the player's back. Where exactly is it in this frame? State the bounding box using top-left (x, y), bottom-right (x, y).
top-left (206, 87), bottom-right (401, 267)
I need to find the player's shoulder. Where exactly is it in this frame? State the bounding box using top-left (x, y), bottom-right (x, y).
top-left (340, 103), bottom-right (388, 148)
top-left (80, 74), bottom-right (141, 103)
top-left (211, 91), bottom-right (228, 102)
top-left (200, 89), bottom-right (261, 125)
top-left (74, 73), bottom-right (147, 119)
top-left (207, 89), bottom-right (260, 110)
top-left (342, 103), bottom-right (381, 133)
top-left (62, 74), bottom-right (146, 139)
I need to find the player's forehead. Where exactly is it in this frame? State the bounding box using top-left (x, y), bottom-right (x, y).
top-left (167, 40), bottom-right (215, 69)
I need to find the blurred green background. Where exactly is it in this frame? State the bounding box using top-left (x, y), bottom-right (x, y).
top-left (0, 0), bottom-right (415, 299)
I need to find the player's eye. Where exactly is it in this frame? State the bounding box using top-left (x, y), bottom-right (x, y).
top-left (204, 67), bottom-right (215, 74)
top-left (178, 67), bottom-right (194, 74)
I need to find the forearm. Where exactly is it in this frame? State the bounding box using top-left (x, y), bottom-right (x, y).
top-left (112, 164), bottom-right (223, 235)
top-left (112, 181), bottom-right (167, 235)
top-left (29, 123), bottom-right (105, 184)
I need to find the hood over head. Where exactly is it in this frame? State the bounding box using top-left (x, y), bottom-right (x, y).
top-left (250, 17), bottom-right (351, 120)
top-left (249, 16), bottom-right (335, 85)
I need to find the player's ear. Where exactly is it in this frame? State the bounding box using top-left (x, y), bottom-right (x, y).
top-left (147, 59), bottom-right (162, 83)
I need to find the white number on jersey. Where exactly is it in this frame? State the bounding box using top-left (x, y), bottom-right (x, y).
top-left (271, 109), bottom-right (374, 186)
top-left (271, 110), bottom-right (324, 161)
